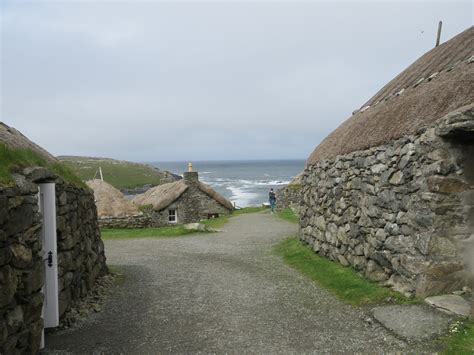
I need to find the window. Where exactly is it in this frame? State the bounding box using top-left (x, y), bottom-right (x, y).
top-left (168, 209), bottom-right (177, 223)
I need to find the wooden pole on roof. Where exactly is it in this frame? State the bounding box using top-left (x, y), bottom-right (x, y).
top-left (435, 21), bottom-right (442, 47)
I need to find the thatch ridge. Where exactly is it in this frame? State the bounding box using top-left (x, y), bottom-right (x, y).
top-left (132, 178), bottom-right (234, 212)
top-left (307, 26), bottom-right (474, 165)
top-left (132, 180), bottom-right (189, 211)
top-left (86, 179), bottom-right (140, 217)
top-left (198, 182), bottom-right (234, 210)
top-left (0, 122), bottom-right (57, 162)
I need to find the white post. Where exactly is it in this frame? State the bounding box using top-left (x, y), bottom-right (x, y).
top-left (39, 183), bottom-right (59, 349)
top-left (99, 166), bottom-right (104, 181)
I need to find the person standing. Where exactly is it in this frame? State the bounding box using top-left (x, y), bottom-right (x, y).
top-left (269, 188), bottom-right (277, 213)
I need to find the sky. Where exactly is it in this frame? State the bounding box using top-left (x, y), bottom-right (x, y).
top-left (1, 1), bottom-right (472, 162)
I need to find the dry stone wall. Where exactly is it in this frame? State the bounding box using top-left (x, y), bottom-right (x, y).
top-left (276, 184), bottom-right (302, 212)
top-left (0, 182), bottom-right (44, 354)
top-left (55, 182), bottom-right (108, 318)
top-left (299, 105), bottom-right (474, 297)
top-left (98, 215), bottom-right (152, 229)
top-left (0, 167), bottom-right (107, 353)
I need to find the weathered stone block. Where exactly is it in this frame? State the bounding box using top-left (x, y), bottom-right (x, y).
top-left (6, 202), bottom-right (36, 237)
top-left (389, 171), bottom-right (404, 185)
top-left (366, 260), bottom-right (389, 282)
top-left (0, 265), bottom-right (17, 308)
top-left (385, 235), bottom-right (415, 254)
top-left (429, 236), bottom-right (458, 258)
top-left (371, 164), bottom-right (387, 174)
top-left (12, 174), bottom-right (37, 194)
top-left (0, 195), bottom-right (8, 226)
top-left (22, 260), bottom-right (43, 294)
top-left (426, 176), bottom-right (469, 194)
top-left (27, 319), bottom-right (44, 353)
top-left (337, 254), bottom-right (349, 266)
top-left (6, 305), bottom-right (24, 334)
top-left (0, 247), bottom-right (12, 266)
top-left (21, 292), bottom-right (43, 324)
top-left (10, 244), bottom-right (33, 269)
top-left (0, 318), bottom-right (7, 345)
top-left (399, 255), bottom-right (430, 276)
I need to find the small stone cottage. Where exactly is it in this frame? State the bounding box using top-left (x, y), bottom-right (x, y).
top-left (133, 169), bottom-right (234, 225)
top-left (298, 26), bottom-right (473, 297)
top-left (0, 123), bottom-right (107, 353)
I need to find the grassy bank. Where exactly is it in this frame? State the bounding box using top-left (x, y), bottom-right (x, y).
top-left (59, 156), bottom-right (167, 189)
top-left (277, 208), bottom-right (298, 223)
top-left (273, 237), bottom-right (414, 306)
top-left (0, 144), bottom-right (85, 187)
top-left (441, 320), bottom-right (474, 354)
top-left (101, 206), bottom-right (267, 239)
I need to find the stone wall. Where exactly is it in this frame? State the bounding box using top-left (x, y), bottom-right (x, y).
top-left (55, 181), bottom-right (108, 318)
top-left (98, 215), bottom-right (152, 229)
top-left (0, 181), bottom-right (44, 354)
top-left (276, 184), bottom-right (302, 212)
top-left (0, 167), bottom-right (107, 353)
top-left (299, 104), bottom-right (473, 297)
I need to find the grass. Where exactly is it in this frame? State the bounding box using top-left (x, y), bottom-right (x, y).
top-left (441, 320), bottom-right (474, 354)
top-left (273, 237), bottom-right (416, 306)
top-left (101, 225), bottom-right (198, 239)
top-left (101, 206), bottom-right (268, 239)
top-left (287, 183), bottom-right (301, 191)
top-left (59, 156), bottom-right (166, 189)
top-left (277, 208), bottom-right (298, 224)
top-left (0, 144), bottom-right (85, 187)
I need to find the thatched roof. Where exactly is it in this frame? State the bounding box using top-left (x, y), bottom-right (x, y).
top-left (307, 26), bottom-right (474, 165)
top-left (132, 180), bottom-right (188, 211)
top-left (86, 179), bottom-right (140, 218)
top-left (132, 179), bottom-right (234, 211)
top-left (197, 181), bottom-right (235, 210)
top-left (0, 122), bottom-right (57, 162)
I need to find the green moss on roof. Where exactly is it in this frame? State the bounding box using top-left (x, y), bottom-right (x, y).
top-left (0, 144), bottom-right (86, 188)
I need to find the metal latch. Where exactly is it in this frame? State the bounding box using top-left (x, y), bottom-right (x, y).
top-left (47, 251), bottom-right (53, 267)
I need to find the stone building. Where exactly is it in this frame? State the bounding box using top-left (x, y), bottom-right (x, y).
top-left (133, 169), bottom-right (234, 225)
top-left (298, 27), bottom-right (473, 297)
top-left (0, 123), bottom-right (107, 353)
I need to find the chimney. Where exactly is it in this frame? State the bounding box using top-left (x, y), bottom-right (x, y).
top-left (183, 162), bottom-right (199, 185)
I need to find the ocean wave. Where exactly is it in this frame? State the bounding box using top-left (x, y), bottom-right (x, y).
top-left (227, 186), bottom-right (259, 207)
top-left (236, 179), bottom-right (290, 186)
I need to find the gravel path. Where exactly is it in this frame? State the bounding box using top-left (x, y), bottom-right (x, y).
top-left (44, 212), bottom-right (427, 353)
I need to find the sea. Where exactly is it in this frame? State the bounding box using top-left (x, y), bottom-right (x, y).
top-left (149, 160), bottom-right (305, 207)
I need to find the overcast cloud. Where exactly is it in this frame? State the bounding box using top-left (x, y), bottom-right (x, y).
top-left (1, 1), bottom-right (472, 162)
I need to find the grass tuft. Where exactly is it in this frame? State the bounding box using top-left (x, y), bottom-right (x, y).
top-left (440, 319), bottom-right (474, 354)
top-left (277, 208), bottom-right (298, 223)
top-left (273, 237), bottom-right (416, 306)
top-left (0, 144), bottom-right (85, 188)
